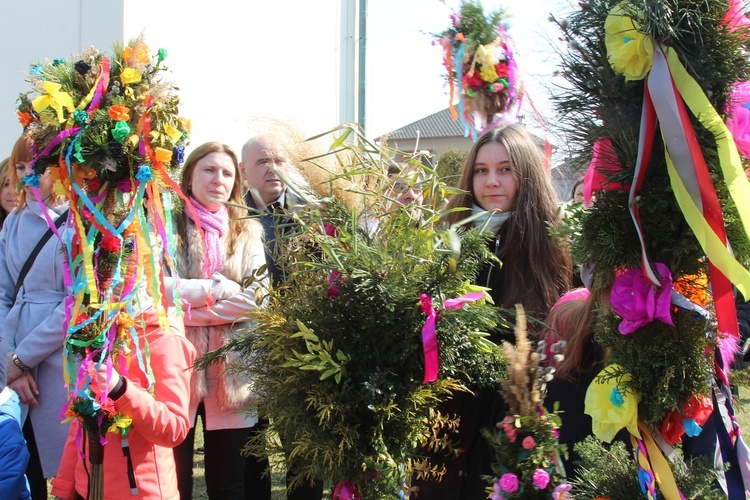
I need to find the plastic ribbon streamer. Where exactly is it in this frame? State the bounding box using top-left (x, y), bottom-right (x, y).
top-left (630, 424), bottom-right (686, 500)
top-left (333, 480), bottom-right (361, 500)
top-left (419, 294), bottom-right (439, 384)
top-left (419, 292), bottom-right (486, 384)
top-left (630, 44), bottom-right (750, 347)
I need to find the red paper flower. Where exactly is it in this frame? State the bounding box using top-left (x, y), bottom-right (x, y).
top-left (100, 234), bottom-right (122, 253)
top-left (495, 62), bottom-right (509, 78)
top-left (463, 70), bottom-right (485, 90)
top-left (660, 394), bottom-right (713, 445)
top-left (17, 111), bottom-right (32, 127)
top-left (86, 177), bottom-right (102, 192)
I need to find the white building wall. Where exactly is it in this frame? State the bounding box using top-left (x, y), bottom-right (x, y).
top-left (1, 1), bottom-right (344, 157)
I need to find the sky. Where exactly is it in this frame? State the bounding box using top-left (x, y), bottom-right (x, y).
top-left (1, 0), bottom-right (574, 156)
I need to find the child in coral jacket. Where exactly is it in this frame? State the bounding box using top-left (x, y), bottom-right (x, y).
top-left (51, 309), bottom-right (195, 500)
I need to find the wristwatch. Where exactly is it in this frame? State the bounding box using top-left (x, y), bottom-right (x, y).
top-left (11, 354), bottom-right (29, 373)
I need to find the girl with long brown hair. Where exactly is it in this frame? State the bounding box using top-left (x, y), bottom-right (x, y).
top-left (419, 125), bottom-right (572, 498)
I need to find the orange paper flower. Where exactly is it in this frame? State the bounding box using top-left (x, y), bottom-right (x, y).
top-left (17, 111), bottom-right (32, 127)
top-left (108, 105), bottom-right (131, 122)
top-left (154, 147), bottom-right (173, 163)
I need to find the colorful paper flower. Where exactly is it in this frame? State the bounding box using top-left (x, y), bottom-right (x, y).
top-left (112, 120), bottom-right (131, 143)
top-left (108, 105), bottom-right (131, 122)
top-left (23, 173), bottom-right (41, 188)
top-left (464, 71), bottom-right (485, 90)
top-left (123, 41), bottom-right (151, 66)
top-left (499, 473), bottom-right (519, 493)
top-left (522, 435), bottom-right (536, 450)
top-left (532, 469), bottom-right (550, 489)
top-left (604, 4), bottom-right (654, 81)
top-left (74, 60), bottom-right (91, 76)
top-left (725, 81), bottom-right (750, 158)
top-left (100, 234), bottom-right (122, 253)
top-left (723, 0), bottom-right (750, 34)
top-left (120, 67), bottom-right (143, 85)
top-left (31, 81), bottom-right (75, 123)
top-left (154, 147), bottom-right (173, 164)
top-left (610, 263), bottom-right (674, 334)
top-left (17, 110), bottom-right (32, 127)
top-left (583, 137), bottom-right (627, 207)
top-left (660, 394), bottom-right (713, 445)
top-left (135, 165), bottom-right (153, 182)
top-left (584, 364), bottom-right (640, 442)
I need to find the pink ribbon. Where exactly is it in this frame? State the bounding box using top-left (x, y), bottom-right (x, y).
top-left (419, 294), bottom-right (439, 384)
top-left (419, 292), bottom-right (486, 384)
top-left (333, 480), bottom-right (360, 500)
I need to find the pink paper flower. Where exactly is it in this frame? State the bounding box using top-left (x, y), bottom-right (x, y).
top-left (505, 425), bottom-right (518, 443)
top-left (532, 468), bottom-right (551, 489)
top-left (725, 81), bottom-right (750, 158)
top-left (499, 473), bottom-right (519, 493)
top-left (724, 0), bottom-right (750, 34)
top-left (522, 436), bottom-right (536, 450)
top-left (583, 137), bottom-right (627, 207)
top-left (552, 483), bottom-right (573, 500)
top-left (610, 263), bottom-right (674, 334)
top-left (327, 270), bottom-right (344, 299)
top-left (491, 479), bottom-right (506, 500)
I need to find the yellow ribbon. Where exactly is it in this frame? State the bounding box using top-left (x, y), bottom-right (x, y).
top-left (660, 48), bottom-right (750, 297)
top-left (640, 425), bottom-right (683, 500)
top-left (665, 150), bottom-right (750, 297)
top-left (31, 81), bottom-right (75, 123)
top-left (665, 48), bottom-right (750, 241)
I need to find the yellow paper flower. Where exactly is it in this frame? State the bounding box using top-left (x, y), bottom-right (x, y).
top-left (604, 4), bottom-right (654, 81)
top-left (31, 81), bottom-right (75, 123)
top-left (123, 40), bottom-right (151, 66)
top-left (163, 122), bottom-right (183, 144)
top-left (584, 364), bottom-right (640, 442)
top-left (120, 67), bottom-right (142, 85)
top-left (178, 117), bottom-right (192, 134)
top-left (108, 415), bottom-right (133, 434)
top-left (480, 63), bottom-right (499, 83)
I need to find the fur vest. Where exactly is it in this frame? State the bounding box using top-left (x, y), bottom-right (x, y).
top-left (175, 215), bottom-right (264, 410)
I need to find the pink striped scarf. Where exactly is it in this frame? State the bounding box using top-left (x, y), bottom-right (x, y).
top-left (186, 197), bottom-right (229, 277)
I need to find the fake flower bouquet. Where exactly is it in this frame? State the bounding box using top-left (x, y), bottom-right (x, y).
top-left (436, 1), bottom-right (522, 133)
top-left (484, 306), bottom-right (568, 499)
top-left (551, 0), bottom-right (750, 496)
top-left (199, 128), bottom-right (507, 499)
top-left (17, 36), bottom-right (189, 498)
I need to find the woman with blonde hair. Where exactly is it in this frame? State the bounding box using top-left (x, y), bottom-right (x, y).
top-left (171, 142), bottom-right (269, 499)
top-left (0, 157), bottom-right (19, 229)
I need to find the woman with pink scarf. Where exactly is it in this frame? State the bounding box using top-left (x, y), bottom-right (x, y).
top-left (170, 142), bottom-right (269, 499)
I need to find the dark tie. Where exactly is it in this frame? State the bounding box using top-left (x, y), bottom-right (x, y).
top-left (261, 202), bottom-right (283, 285)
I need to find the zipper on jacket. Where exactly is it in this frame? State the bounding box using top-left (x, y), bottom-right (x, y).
top-left (485, 235), bottom-right (500, 288)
